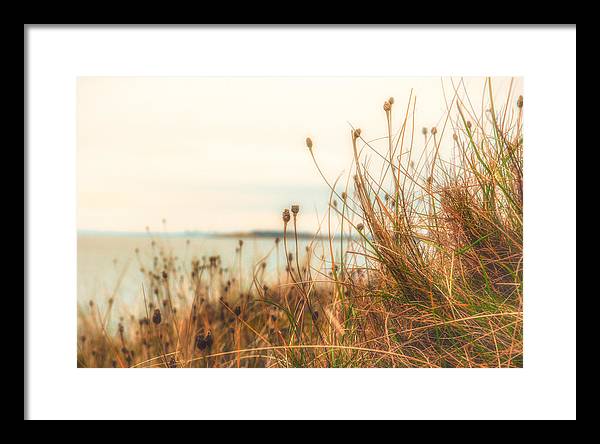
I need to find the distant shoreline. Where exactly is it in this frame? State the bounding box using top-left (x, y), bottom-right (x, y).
top-left (77, 229), bottom-right (328, 240)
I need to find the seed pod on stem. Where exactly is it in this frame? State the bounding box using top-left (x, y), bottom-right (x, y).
top-left (152, 308), bottom-right (162, 325)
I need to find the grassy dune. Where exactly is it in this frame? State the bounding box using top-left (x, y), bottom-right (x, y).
top-left (78, 78), bottom-right (523, 368)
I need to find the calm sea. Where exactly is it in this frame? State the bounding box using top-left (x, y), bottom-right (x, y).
top-left (77, 233), bottom-right (330, 315)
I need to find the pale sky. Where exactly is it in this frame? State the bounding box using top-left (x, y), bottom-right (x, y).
top-left (77, 77), bottom-right (522, 233)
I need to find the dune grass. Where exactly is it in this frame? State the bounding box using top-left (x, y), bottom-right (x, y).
top-left (77, 78), bottom-right (523, 368)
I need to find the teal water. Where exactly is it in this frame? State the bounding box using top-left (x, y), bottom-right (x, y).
top-left (77, 233), bottom-right (336, 316)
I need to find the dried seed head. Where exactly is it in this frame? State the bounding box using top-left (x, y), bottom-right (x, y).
top-left (383, 100), bottom-right (391, 112)
top-left (431, 127), bottom-right (437, 135)
top-left (353, 128), bottom-right (362, 140)
top-left (357, 223), bottom-right (364, 231)
top-left (517, 95), bottom-right (523, 108)
top-left (234, 306), bottom-right (241, 316)
top-left (195, 333), bottom-right (207, 351)
top-left (282, 209), bottom-right (291, 223)
top-left (341, 192), bottom-right (347, 201)
top-left (168, 357), bottom-right (177, 368)
top-left (453, 133), bottom-right (458, 141)
top-left (291, 204), bottom-right (300, 215)
top-left (239, 239), bottom-right (243, 248)
top-left (306, 137), bottom-right (313, 149)
top-left (466, 121), bottom-right (472, 129)
top-left (162, 270), bottom-right (168, 280)
top-left (422, 127), bottom-right (428, 136)
top-left (388, 97), bottom-right (394, 105)
top-left (152, 308), bottom-right (162, 325)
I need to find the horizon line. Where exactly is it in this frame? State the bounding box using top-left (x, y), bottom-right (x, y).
top-left (77, 228), bottom-right (324, 238)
